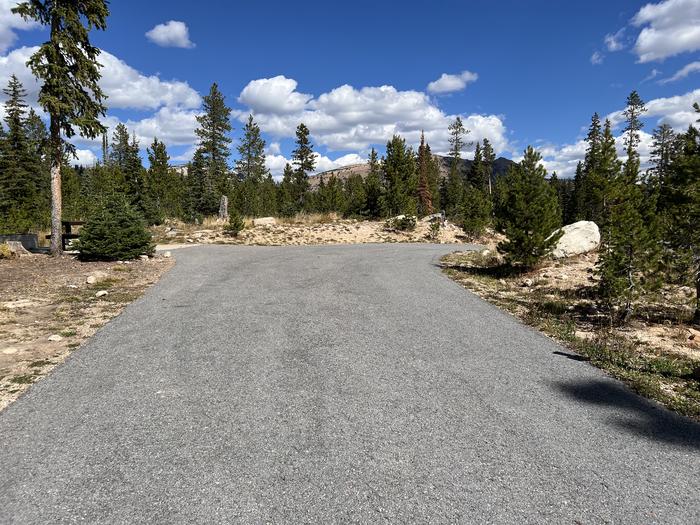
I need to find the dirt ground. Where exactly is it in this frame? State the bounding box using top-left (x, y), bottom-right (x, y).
top-left (441, 250), bottom-right (700, 359)
top-left (152, 215), bottom-right (470, 246)
top-left (0, 253), bottom-right (173, 411)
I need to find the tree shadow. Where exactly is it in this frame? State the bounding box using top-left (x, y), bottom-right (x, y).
top-left (550, 378), bottom-right (700, 450)
top-left (439, 262), bottom-right (525, 279)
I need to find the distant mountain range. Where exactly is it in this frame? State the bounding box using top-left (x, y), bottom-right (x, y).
top-left (309, 155), bottom-right (516, 188)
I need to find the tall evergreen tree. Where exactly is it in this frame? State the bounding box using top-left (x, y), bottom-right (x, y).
top-left (0, 75), bottom-right (40, 232)
top-left (195, 82), bottom-right (232, 202)
top-left (364, 148), bottom-right (383, 218)
top-left (597, 92), bottom-right (658, 323)
top-left (468, 141), bottom-right (485, 189)
top-left (291, 123), bottom-right (315, 210)
top-left (235, 114), bottom-right (268, 216)
top-left (482, 138), bottom-right (496, 196)
top-left (648, 123), bottom-right (677, 193)
top-left (444, 116), bottom-right (468, 217)
top-left (14, 0), bottom-right (109, 255)
top-left (416, 131), bottom-right (433, 216)
top-left (146, 138), bottom-right (182, 220)
top-left (497, 146), bottom-right (562, 267)
top-left (185, 149), bottom-right (215, 219)
top-left (110, 123), bottom-right (131, 172)
top-left (665, 122), bottom-right (700, 324)
top-left (235, 114), bottom-right (267, 181)
top-left (278, 163), bottom-right (297, 216)
top-left (344, 173), bottom-right (367, 217)
top-left (380, 134), bottom-right (417, 216)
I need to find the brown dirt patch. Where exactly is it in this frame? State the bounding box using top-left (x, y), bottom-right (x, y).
top-left (0, 254), bottom-right (173, 411)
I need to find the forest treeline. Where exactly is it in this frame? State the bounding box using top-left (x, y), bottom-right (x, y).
top-left (1, 75), bottom-right (699, 323)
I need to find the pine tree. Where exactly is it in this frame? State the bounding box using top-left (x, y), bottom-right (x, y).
top-left (364, 148), bottom-right (383, 218)
top-left (497, 146), bottom-right (562, 268)
top-left (235, 114), bottom-right (267, 181)
top-left (195, 83), bottom-right (232, 203)
top-left (235, 115), bottom-right (268, 217)
top-left (77, 192), bottom-right (153, 261)
top-left (665, 123), bottom-right (700, 324)
top-left (482, 138), bottom-right (496, 196)
top-left (468, 141), bottom-right (485, 189)
top-left (416, 131), bottom-right (433, 216)
top-left (344, 173), bottom-right (367, 217)
top-left (278, 163), bottom-right (297, 217)
top-left (291, 123), bottom-right (314, 211)
top-left (461, 184), bottom-right (491, 239)
top-left (185, 149), bottom-right (215, 220)
top-left (110, 123), bottom-right (131, 172)
top-left (597, 92), bottom-right (658, 323)
top-left (14, 0), bottom-right (109, 255)
top-left (444, 117), bottom-right (468, 217)
top-left (426, 143), bottom-right (441, 212)
top-left (146, 138), bottom-right (183, 220)
top-left (648, 123), bottom-right (677, 197)
top-left (0, 75), bottom-right (39, 232)
top-left (380, 134), bottom-right (417, 216)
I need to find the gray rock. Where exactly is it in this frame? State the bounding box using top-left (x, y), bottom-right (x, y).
top-left (86, 271), bottom-right (108, 285)
top-left (48, 334), bottom-right (63, 342)
top-left (253, 217), bottom-right (277, 226)
top-left (95, 290), bottom-right (108, 298)
top-left (550, 221), bottom-right (600, 258)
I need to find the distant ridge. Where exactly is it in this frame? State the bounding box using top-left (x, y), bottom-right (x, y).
top-left (309, 155), bottom-right (515, 188)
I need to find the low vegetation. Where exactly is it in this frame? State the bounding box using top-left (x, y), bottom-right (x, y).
top-left (442, 249), bottom-right (700, 419)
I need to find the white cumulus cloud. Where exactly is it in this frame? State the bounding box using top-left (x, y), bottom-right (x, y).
top-left (0, 0), bottom-right (38, 54)
top-left (264, 152), bottom-right (365, 180)
top-left (238, 75), bottom-right (312, 115)
top-left (145, 20), bottom-right (195, 49)
top-left (632, 0), bottom-right (700, 62)
top-left (426, 71), bottom-right (478, 94)
top-left (590, 51), bottom-right (604, 65)
top-left (72, 149), bottom-right (98, 167)
top-left (234, 77), bottom-right (510, 157)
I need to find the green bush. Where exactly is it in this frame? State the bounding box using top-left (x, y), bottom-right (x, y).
top-left (225, 210), bottom-right (245, 237)
top-left (76, 193), bottom-right (154, 261)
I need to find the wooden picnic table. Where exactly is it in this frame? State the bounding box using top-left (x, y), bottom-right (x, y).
top-left (46, 220), bottom-right (85, 251)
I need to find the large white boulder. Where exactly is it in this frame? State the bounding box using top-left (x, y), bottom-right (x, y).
top-left (253, 217), bottom-right (277, 227)
top-left (551, 221), bottom-right (600, 258)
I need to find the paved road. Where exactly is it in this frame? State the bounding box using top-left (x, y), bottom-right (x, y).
top-left (1, 244), bottom-right (699, 524)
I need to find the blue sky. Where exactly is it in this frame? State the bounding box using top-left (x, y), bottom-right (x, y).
top-left (1, 0), bottom-right (699, 177)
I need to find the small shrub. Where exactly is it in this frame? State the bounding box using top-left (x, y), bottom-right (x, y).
top-left (0, 243), bottom-right (12, 259)
top-left (429, 220), bottom-right (441, 240)
top-left (76, 193), bottom-right (154, 261)
top-left (224, 210), bottom-right (245, 237)
top-left (385, 215), bottom-right (416, 231)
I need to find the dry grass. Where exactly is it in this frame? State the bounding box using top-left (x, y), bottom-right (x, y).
top-left (0, 254), bottom-right (174, 411)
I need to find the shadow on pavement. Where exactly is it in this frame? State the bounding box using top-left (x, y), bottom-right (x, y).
top-left (551, 378), bottom-right (700, 450)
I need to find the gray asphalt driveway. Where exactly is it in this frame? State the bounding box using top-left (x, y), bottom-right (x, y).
top-left (0, 244), bottom-right (698, 524)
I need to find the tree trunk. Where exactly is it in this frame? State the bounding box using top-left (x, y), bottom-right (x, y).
top-left (49, 126), bottom-right (62, 256)
top-left (219, 195), bottom-right (229, 220)
top-left (693, 273), bottom-right (700, 327)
